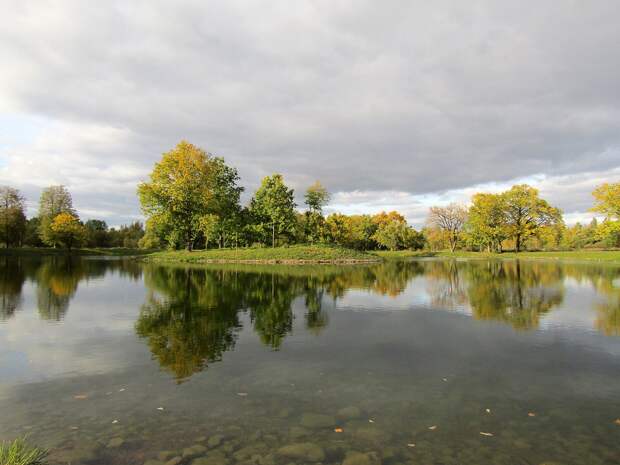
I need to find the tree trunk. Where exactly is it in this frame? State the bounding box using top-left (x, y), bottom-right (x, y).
top-left (272, 223), bottom-right (275, 248)
top-left (515, 234), bottom-right (521, 253)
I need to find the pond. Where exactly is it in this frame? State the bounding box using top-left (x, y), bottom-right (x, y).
top-left (0, 256), bottom-right (619, 465)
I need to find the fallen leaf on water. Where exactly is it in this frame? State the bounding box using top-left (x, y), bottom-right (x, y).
top-left (407, 443), bottom-right (416, 448)
top-left (112, 420), bottom-right (119, 424)
top-left (368, 419), bottom-right (375, 423)
top-left (485, 408), bottom-right (491, 414)
top-left (442, 378), bottom-right (448, 382)
top-left (528, 412), bottom-right (536, 417)
top-left (428, 425), bottom-right (437, 430)
top-left (157, 407), bottom-right (164, 411)
top-left (70, 426), bottom-right (79, 430)
top-left (480, 432), bottom-right (494, 437)
top-left (334, 428), bottom-right (343, 433)
top-left (73, 395), bottom-right (88, 400)
top-left (614, 418), bottom-right (620, 425)
top-left (118, 388), bottom-right (126, 392)
top-left (237, 392), bottom-right (248, 397)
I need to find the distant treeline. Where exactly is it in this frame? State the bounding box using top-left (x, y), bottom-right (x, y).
top-left (1, 140), bottom-right (619, 251)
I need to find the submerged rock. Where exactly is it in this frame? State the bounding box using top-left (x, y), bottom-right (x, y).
top-left (342, 451), bottom-right (381, 465)
top-left (192, 451), bottom-right (230, 465)
top-left (183, 444), bottom-right (208, 459)
top-left (158, 451), bottom-right (177, 461)
top-left (300, 413), bottom-right (335, 428)
top-left (107, 437), bottom-right (125, 448)
top-left (277, 443), bottom-right (325, 462)
top-left (208, 434), bottom-right (225, 448)
top-left (165, 457), bottom-right (183, 465)
top-left (337, 406), bottom-right (362, 420)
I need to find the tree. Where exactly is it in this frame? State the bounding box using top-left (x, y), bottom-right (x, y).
top-left (0, 186), bottom-right (26, 248)
top-left (49, 213), bottom-right (86, 250)
top-left (427, 203), bottom-right (468, 252)
top-left (250, 174), bottom-right (296, 247)
top-left (502, 185), bottom-right (562, 252)
top-left (467, 193), bottom-right (507, 252)
top-left (591, 182), bottom-right (620, 219)
top-left (38, 185), bottom-right (75, 247)
top-left (304, 181), bottom-right (330, 243)
top-left (138, 141), bottom-right (242, 250)
top-left (84, 219), bottom-right (109, 247)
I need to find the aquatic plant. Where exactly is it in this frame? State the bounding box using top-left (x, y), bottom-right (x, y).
top-left (0, 438), bottom-right (48, 465)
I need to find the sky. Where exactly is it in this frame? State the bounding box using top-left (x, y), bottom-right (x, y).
top-left (1, 0), bottom-right (619, 228)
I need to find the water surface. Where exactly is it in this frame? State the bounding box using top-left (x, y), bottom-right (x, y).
top-left (1, 256), bottom-right (619, 465)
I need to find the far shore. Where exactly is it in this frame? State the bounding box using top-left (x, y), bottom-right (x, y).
top-left (2, 246), bottom-right (620, 264)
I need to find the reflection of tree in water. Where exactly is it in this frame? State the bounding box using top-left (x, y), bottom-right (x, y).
top-left (136, 266), bottom-right (245, 382)
top-left (423, 260), bottom-right (565, 329)
top-left (466, 260), bottom-right (564, 329)
top-left (0, 257), bottom-right (143, 322)
top-left (564, 264), bottom-right (620, 336)
top-left (0, 257), bottom-right (25, 320)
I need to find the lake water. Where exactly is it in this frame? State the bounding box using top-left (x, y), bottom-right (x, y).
top-left (1, 256), bottom-right (619, 465)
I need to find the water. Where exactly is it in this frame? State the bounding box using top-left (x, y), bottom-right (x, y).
top-left (1, 256), bottom-right (619, 465)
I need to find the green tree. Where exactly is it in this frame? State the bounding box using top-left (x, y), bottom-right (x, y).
top-left (49, 213), bottom-right (86, 250)
top-left (84, 219), bottom-right (109, 247)
top-left (304, 181), bottom-right (330, 243)
top-left (0, 186), bottom-right (26, 248)
top-left (467, 193), bottom-right (507, 252)
top-left (138, 141), bottom-right (242, 250)
top-left (502, 185), bottom-right (562, 252)
top-left (591, 182), bottom-right (620, 219)
top-left (250, 174), bottom-right (297, 247)
top-left (38, 185), bottom-right (75, 247)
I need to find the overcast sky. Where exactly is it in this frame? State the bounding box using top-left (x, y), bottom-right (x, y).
top-left (1, 0), bottom-right (619, 227)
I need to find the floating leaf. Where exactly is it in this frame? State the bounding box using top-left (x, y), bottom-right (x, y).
top-left (73, 395), bottom-right (88, 400)
top-left (614, 418), bottom-right (620, 425)
top-left (368, 419), bottom-right (375, 423)
top-left (485, 408), bottom-right (491, 414)
top-left (407, 443), bottom-right (416, 448)
top-left (237, 392), bottom-right (248, 397)
top-left (480, 432), bottom-right (494, 437)
top-left (428, 425), bottom-right (437, 430)
top-left (334, 428), bottom-right (343, 433)
top-left (157, 407), bottom-right (164, 411)
top-left (528, 412), bottom-right (536, 417)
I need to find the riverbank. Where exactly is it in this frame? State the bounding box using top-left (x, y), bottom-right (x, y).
top-left (144, 244), bottom-right (379, 264)
top-left (0, 247), bottom-right (153, 257)
top-left (374, 249), bottom-right (620, 262)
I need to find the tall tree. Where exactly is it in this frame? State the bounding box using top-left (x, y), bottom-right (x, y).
top-left (138, 141), bottom-right (242, 250)
top-left (304, 181), bottom-right (330, 243)
top-left (502, 185), bottom-right (562, 252)
top-left (250, 174), bottom-right (296, 247)
top-left (591, 182), bottom-right (620, 219)
top-left (49, 213), bottom-right (86, 250)
top-left (0, 186), bottom-right (27, 248)
top-left (467, 193), bottom-right (508, 252)
top-left (427, 203), bottom-right (468, 252)
top-left (38, 185), bottom-right (75, 247)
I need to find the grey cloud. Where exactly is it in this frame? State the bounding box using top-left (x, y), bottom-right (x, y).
top-left (1, 0), bottom-right (620, 224)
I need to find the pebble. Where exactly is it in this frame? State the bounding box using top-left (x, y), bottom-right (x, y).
top-left (277, 443), bottom-right (325, 462)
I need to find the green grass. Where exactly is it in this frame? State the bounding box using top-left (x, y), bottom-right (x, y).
top-left (0, 247), bottom-right (156, 257)
top-left (146, 244), bottom-right (379, 264)
top-left (406, 249), bottom-right (620, 262)
top-left (371, 250), bottom-right (437, 259)
top-left (0, 438), bottom-right (48, 465)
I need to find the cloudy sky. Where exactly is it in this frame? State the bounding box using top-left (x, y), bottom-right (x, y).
top-left (1, 0), bottom-right (619, 227)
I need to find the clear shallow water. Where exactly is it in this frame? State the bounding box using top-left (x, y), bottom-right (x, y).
top-left (0, 256), bottom-right (619, 465)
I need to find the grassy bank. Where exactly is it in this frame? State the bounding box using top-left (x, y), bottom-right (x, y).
top-left (374, 249), bottom-right (620, 262)
top-left (0, 247), bottom-right (155, 257)
top-left (145, 244), bottom-right (379, 264)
